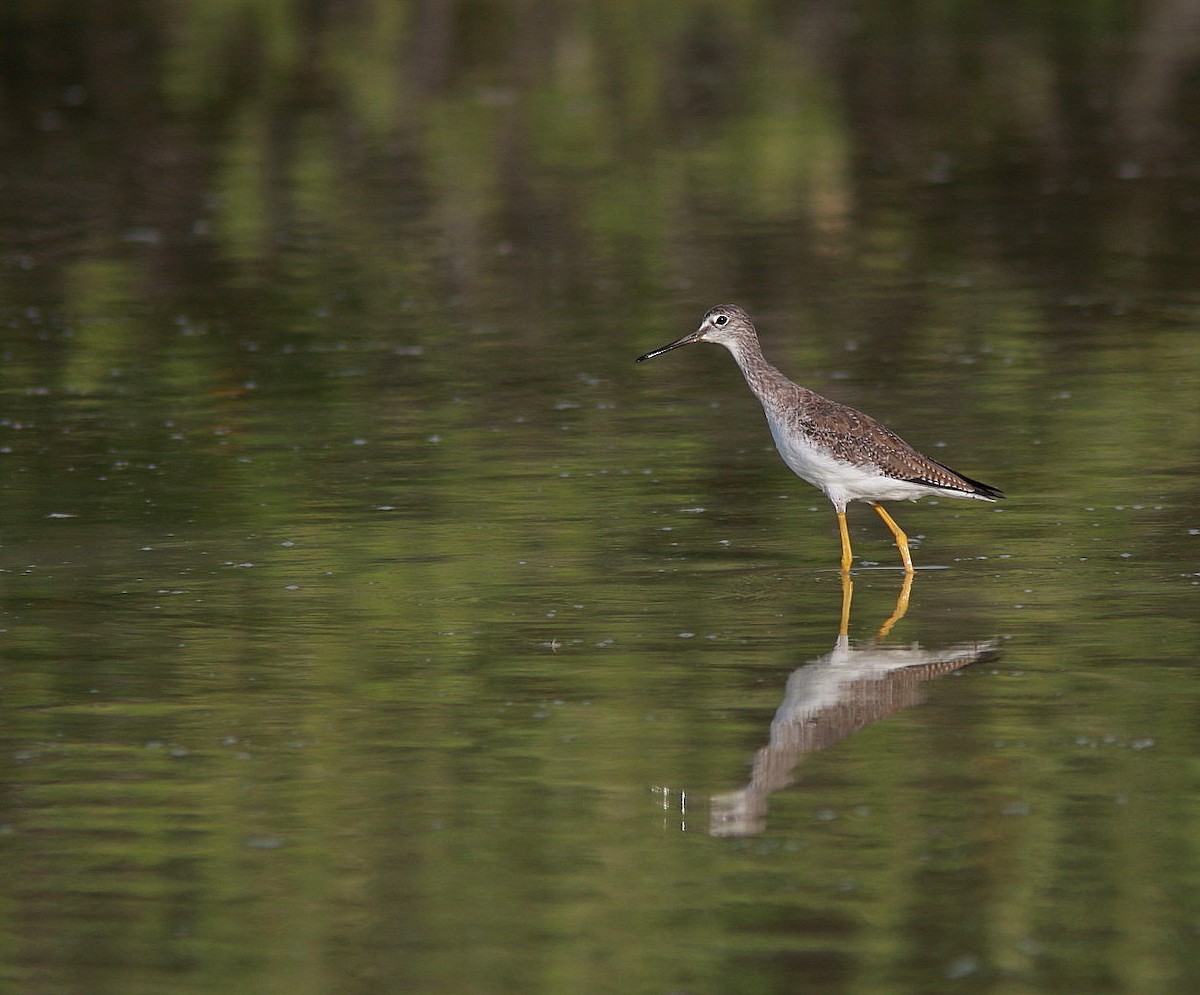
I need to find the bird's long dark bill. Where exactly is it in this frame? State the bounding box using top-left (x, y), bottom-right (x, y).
top-left (636, 330), bottom-right (702, 363)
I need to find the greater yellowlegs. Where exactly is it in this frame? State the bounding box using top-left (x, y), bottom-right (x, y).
top-left (637, 304), bottom-right (1003, 573)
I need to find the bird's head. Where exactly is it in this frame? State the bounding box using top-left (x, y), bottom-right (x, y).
top-left (636, 304), bottom-right (754, 362)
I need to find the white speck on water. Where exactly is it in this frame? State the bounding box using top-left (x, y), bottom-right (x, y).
top-left (945, 955), bottom-right (980, 980)
top-left (123, 226), bottom-right (160, 244)
top-left (1017, 938), bottom-right (1044, 957)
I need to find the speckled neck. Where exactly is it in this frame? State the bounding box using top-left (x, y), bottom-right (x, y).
top-left (724, 332), bottom-right (799, 409)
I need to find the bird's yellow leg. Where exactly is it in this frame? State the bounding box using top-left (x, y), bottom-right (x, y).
top-left (838, 570), bottom-right (854, 637)
top-left (875, 572), bottom-right (914, 640)
top-left (837, 511), bottom-right (854, 574)
top-left (870, 502), bottom-right (914, 574)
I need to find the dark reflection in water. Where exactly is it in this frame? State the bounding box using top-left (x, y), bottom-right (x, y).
top-left (711, 574), bottom-right (1000, 837)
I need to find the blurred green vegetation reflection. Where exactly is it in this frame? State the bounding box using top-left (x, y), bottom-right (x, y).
top-left (2, 2), bottom-right (1200, 994)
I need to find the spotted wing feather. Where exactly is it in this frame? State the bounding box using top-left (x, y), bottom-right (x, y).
top-left (791, 392), bottom-right (1003, 499)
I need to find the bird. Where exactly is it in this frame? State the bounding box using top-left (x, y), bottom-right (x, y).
top-left (636, 304), bottom-right (1003, 573)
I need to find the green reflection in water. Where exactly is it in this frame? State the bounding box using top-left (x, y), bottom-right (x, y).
top-left (2, 2), bottom-right (1200, 994)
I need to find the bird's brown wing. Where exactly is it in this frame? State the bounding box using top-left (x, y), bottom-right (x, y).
top-left (795, 393), bottom-right (995, 496)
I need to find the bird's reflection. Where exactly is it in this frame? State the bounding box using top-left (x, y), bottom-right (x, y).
top-left (710, 573), bottom-right (999, 837)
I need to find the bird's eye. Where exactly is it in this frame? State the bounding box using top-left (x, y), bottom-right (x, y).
top-left (713, 314), bottom-right (728, 327)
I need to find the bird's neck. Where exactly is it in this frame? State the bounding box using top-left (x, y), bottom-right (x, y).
top-left (725, 336), bottom-right (794, 405)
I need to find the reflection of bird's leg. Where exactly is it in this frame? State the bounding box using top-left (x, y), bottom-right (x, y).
top-left (837, 510), bottom-right (854, 573)
top-left (838, 571), bottom-right (854, 637)
top-left (876, 571), bottom-right (914, 641)
top-left (871, 502), bottom-right (914, 574)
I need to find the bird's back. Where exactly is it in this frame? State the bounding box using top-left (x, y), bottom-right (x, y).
top-left (758, 379), bottom-right (1002, 502)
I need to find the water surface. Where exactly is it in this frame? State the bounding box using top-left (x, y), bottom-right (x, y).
top-left (2, 4), bottom-right (1200, 994)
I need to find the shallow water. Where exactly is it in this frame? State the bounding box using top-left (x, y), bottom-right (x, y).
top-left (3, 4), bottom-right (1200, 994)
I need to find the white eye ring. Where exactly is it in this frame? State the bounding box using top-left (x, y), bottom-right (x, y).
top-left (713, 314), bottom-right (728, 327)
